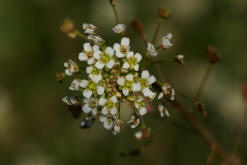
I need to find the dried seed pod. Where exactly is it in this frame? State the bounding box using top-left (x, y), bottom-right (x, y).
top-left (205, 46), bottom-right (221, 64)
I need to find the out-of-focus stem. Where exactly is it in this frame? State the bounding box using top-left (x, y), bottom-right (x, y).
top-left (109, 1), bottom-right (119, 24)
top-left (195, 63), bottom-right (214, 101)
top-left (232, 107), bottom-right (247, 154)
top-left (152, 19), bottom-right (163, 45)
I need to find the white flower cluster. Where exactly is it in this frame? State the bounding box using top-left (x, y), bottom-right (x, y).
top-left (61, 23), bottom-right (175, 136)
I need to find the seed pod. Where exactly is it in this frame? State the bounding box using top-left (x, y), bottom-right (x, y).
top-left (205, 46), bottom-right (221, 64)
top-left (159, 7), bottom-right (171, 19)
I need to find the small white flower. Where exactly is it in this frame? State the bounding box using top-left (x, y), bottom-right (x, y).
top-left (112, 24), bottom-right (126, 34)
top-left (97, 86), bottom-right (105, 95)
top-left (69, 79), bottom-right (81, 91)
top-left (82, 23), bottom-right (97, 35)
top-left (83, 89), bottom-right (93, 99)
top-left (162, 83), bottom-right (175, 101)
top-left (160, 33), bottom-right (173, 49)
top-left (113, 37), bottom-right (130, 58)
top-left (82, 103), bottom-right (92, 113)
top-left (122, 88), bottom-right (129, 96)
top-left (128, 115), bottom-right (140, 128)
top-left (103, 120), bottom-right (113, 130)
top-left (99, 97), bottom-right (107, 106)
top-left (88, 35), bottom-right (105, 45)
top-left (62, 96), bottom-right (78, 105)
top-left (64, 59), bottom-right (79, 76)
top-left (122, 52), bottom-right (142, 71)
top-left (141, 70), bottom-right (156, 85)
top-left (147, 42), bottom-right (157, 57)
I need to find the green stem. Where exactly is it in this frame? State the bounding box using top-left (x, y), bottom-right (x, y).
top-left (152, 19), bottom-right (163, 45)
top-left (110, 3), bottom-right (119, 24)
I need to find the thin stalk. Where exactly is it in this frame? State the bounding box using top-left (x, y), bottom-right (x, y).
top-left (232, 107), bottom-right (247, 154)
top-left (195, 63), bottom-right (214, 101)
top-left (152, 19), bottom-right (163, 45)
top-left (110, 3), bottom-right (119, 24)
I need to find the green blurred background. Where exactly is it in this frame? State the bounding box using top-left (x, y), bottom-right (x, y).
top-left (1, 0), bottom-right (247, 164)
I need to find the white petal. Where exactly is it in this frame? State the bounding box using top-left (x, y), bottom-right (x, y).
top-left (92, 108), bottom-right (97, 116)
top-left (115, 51), bottom-right (124, 58)
top-left (106, 59), bottom-right (115, 69)
top-left (126, 51), bottom-right (134, 58)
top-left (158, 104), bottom-right (164, 112)
top-left (141, 70), bottom-right (150, 79)
top-left (97, 86), bottom-right (105, 95)
top-left (110, 107), bottom-right (117, 115)
top-left (101, 106), bottom-right (108, 115)
top-left (105, 47), bottom-right (114, 57)
top-left (139, 107), bottom-right (147, 116)
top-left (65, 69), bottom-right (72, 76)
top-left (83, 42), bottom-right (92, 52)
top-left (122, 62), bottom-right (130, 69)
top-left (95, 61), bottom-right (105, 69)
top-left (83, 89), bottom-right (92, 99)
top-left (148, 75), bottom-right (156, 85)
top-left (93, 45), bottom-right (99, 52)
top-left (82, 104), bottom-right (92, 113)
top-left (134, 64), bottom-right (139, 71)
top-left (135, 131), bottom-right (142, 139)
top-left (117, 77), bottom-right (125, 86)
top-left (121, 37), bottom-right (130, 47)
top-left (87, 57), bottom-right (95, 65)
top-left (99, 98), bottom-right (107, 106)
top-left (158, 92), bottom-right (164, 100)
top-left (93, 50), bottom-right (102, 60)
top-left (142, 87), bottom-right (152, 97)
top-left (135, 53), bottom-right (142, 62)
top-left (126, 74), bottom-right (133, 81)
top-left (86, 66), bottom-right (93, 74)
top-left (110, 96), bottom-right (117, 104)
top-left (113, 43), bottom-right (120, 52)
top-left (167, 33), bottom-right (173, 39)
top-left (80, 80), bottom-right (89, 88)
top-left (89, 74), bottom-right (102, 83)
top-left (79, 52), bottom-right (88, 61)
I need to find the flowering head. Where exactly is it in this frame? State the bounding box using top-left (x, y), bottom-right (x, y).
top-left (58, 19), bottom-right (177, 137)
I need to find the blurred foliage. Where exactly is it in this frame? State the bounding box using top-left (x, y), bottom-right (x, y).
top-left (0, 0), bottom-right (247, 164)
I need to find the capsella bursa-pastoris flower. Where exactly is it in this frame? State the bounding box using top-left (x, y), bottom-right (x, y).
top-left (58, 21), bottom-right (180, 138)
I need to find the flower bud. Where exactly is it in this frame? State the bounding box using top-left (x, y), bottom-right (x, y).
top-left (60, 18), bottom-right (76, 38)
top-left (159, 7), bottom-right (171, 19)
top-left (205, 46), bottom-right (221, 64)
top-left (175, 54), bottom-right (185, 65)
top-left (56, 72), bottom-right (65, 83)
